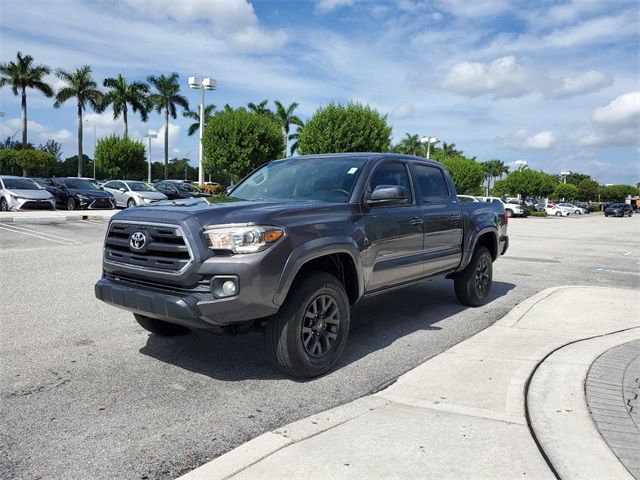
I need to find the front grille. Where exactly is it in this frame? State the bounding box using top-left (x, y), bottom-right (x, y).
top-left (104, 221), bottom-right (193, 274)
top-left (89, 199), bottom-right (113, 209)
top-left (20, 201), bottom-right (54, 210)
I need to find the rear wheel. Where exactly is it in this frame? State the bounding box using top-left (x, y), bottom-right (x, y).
top-left (66, 197), bottom-right (76, 211)
top-left (134, 314), bottom-right (189, 336)
top-left (555, 211), bottom-right (562, 217)
top-left (454, 246), bottom-right (493, 307)
top-left (266, 272), bottom-right (350, 378)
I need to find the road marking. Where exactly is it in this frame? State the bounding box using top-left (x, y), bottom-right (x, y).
top-left (623, 251), bottom-right (632, 256)
top-left (0, 223), bottom-right (81, 245)
top-left (79, 219), bottom-right (108, 225)
top-left (596, 268), bottom-right (640, 276)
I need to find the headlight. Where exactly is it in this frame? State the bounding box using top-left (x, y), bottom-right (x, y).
top-left (203, 225), bottom-right (285, 254)
top-left (77, 194), bottom-right (89, 200)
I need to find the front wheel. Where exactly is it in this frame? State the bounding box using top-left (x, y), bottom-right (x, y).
top-left (266, 272), bottom-right (350, 378)
top-left (454, 246), bottom-right (493, 307)
top-left (134, 314), bottom-right (189, 336)
top-left (0, 198), bottom-right (8, 211)
top-left (576, 210), bottom-right (582, 215)
top-left (66, 197), bottom-right (76, 211)
top-left (127, 198), bottom-right (136, 208)
top-left (555, 211), bottom-right (562, 217)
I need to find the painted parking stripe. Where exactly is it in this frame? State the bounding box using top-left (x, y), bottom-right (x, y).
top-left (596, 267), bottom-right (640, 276)
top-left (79, 219), bottom-right (108, 225)
top-left (0, 223), bottom-right (81, 245)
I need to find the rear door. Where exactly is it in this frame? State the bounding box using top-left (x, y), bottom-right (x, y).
top-left (411, 163), bottom-right (463, 276)
top-left (364, 160), bottom-right (426, 292)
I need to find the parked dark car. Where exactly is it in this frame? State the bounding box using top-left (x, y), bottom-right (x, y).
top-left (43, 177), bottom-right (116, 210)
top-left (96, 153), bottom-right (509, 378)
top-left (154, 180), bottom-right (208, 199)
top-left (604, 203), bottom-right (633, 217)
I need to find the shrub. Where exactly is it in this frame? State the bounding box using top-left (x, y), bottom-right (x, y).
top-left (530, 211), bottom-right (547, 217)
top-left (95, 135), bottom-right (146, 179)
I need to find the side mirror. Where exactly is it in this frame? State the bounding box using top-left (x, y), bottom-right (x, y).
top-left (119, 187), bottom-right (126, 192)
top-left (367, 185), bottom-right (407, 207)
top-left (99, 186), bottom-right (104, 190)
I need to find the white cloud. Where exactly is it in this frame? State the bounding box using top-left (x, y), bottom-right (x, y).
top-left (42, 129), bottom-right (73, 143)
top-left (542, 12), bottom-right (638, 48)
top-left (390, 103), bottom-right (415, 119)
top-left (316, 0), bottom-right (357, 13)
top-left (552, 70), bottom-right (613, 98)
top-left (7, 118), bottom-right (46, 133)
top-left (592, 91), bottom-right (640, 126)
top-left (505, 129), bottom-right (556, 150)
top-left (442, 56), bottom-right (540, 99)
top-left (370, 5), bottom-right (388, 17)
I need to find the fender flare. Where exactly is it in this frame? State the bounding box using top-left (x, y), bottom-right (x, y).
top-left (458, 227), bottom-right (498, 271)
top-left (273, 236), bottom-right (365, 306)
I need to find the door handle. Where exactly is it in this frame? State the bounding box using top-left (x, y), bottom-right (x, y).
top-left (409, 217), bottom-right (424, 227)
top-left (449, 213), bottom-right (461, 220)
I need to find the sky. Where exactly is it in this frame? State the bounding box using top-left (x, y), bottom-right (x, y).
top-left (0, 0), bottom-right (639, 185)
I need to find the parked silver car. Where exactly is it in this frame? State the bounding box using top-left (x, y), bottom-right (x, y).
top-left (0, 176), bottom-right (56, 211)
top-left (556, 202), bottom-right (587, 215)
top-left (102, 180), bottom-right (167, 208)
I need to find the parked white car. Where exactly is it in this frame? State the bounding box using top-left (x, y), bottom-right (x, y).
top-left (479, 196), bottom-right (527, 217)
top-left (556, 202), bottom-right (587, 215)
top-left (457, 195), bottom-right (479, 203)
top-left (546, 205), bottom-right (570, 216)
top-left (102, 180), bottom-right (168, 208)
top-left (0, 176), bottom-right (56, 211)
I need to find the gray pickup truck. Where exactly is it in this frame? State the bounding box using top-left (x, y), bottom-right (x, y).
top-left (95, 153), bottom-right (508, 377)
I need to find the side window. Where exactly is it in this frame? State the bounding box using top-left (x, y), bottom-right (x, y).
top-left (104, 181), bottom-right (115, 189)
top-left (414, 165), bottom-right (450, 204)
top-left (368, 162), bottom-right (412, 204)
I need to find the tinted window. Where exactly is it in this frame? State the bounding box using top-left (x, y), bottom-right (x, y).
top-left (1, 177), bottom-right (42, 190)
top-left (414, 165), bottom-right (449, 204)
top-left (128, 182), bottom-right (154, 192)
top-left (64, 179), bottom-right (100, 190)
top-left (368, 162), bottom-right (412, 203)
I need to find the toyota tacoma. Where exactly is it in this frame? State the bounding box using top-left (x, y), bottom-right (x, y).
top-left (95, 153), bottom-right (509, 377)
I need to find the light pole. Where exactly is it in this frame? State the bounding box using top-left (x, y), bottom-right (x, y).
top-left (560, 171), bottom-right (571, 184)
top-left (419, 136), bottom-right (438, 159)
top-left (144, 133), bottom-right (157, 183)
top-left (188, 76), bottom-right (216, 185)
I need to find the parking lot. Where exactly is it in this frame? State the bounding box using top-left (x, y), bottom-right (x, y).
top-left (1, 214), bottom-right (638, 480)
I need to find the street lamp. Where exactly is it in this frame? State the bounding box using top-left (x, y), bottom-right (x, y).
top-left (560, 171), bottom-right (571, 184)
top-left (515, 160), bottom-right (528, 171)
top-left (188, 76), bottom-right (216, 185)
top-left (419, 136), bottom-right (438, 159)
top-left (144, 133), bottom-right (157, 183)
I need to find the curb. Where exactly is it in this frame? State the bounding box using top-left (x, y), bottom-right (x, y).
top-left (0, 213), bottom-right (115, 223)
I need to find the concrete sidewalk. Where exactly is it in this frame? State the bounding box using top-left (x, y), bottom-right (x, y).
top-left (180, 286), bottom-right (640, 480)
top-left (0, 210), bottom-right (117, 223)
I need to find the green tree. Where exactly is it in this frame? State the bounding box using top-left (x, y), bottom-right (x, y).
top-left (14, 149), bottom-right (56, 177)
top-left (501, 169), bottom-right (557, 198)
top-left (54, 66), bottom-right (103, 177)
top-left (441, 141), bottom-right (462, 156)
top-left (0, 52), bottom-right (54, 149)
top-left (431, 150), bottom-right (484, 194)
top-left (183, 104), bottom-right (216, 136)
top-left (38, 139), bottom-right (62, 160)
top-left (481, 159), bottom-right (505, 194)
top-left (564, 172), bottom-right (591, 186)
top-left (202, 108), bottom-right (284, 179)
top-left (394, 133), bottom-right (426, 156)
top-left (95, 135), bottom-right (146, 179)
top-left (274, 101), bottom-right (303, 156)
top-left (298, 102), bottom-right (392, 154)
top-left (147, 73), bottom-right (189, 179)
top-left (247, 99), bottom-right (272, 117)
top-left (491, 179), bottom-right (509, 197)
top-left (102, 74), bottom-right (149, 137)
top-left (577, 178), bottom-right (599, 202)
top-left (553, 183), bottom-right (579, 200)
top-left (288, 123), bottom-right (303, 155)
top-left (599, 184), bottom-right (638, 202)
top-left (0, 149), bottom-right (19, 175)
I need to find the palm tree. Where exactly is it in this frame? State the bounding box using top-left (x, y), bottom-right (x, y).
top-left (183, 104), bottom-right (216, 136)
top-left (102, 74), bottom-right (149, 137)
top-left (396, 133), bottom-right (426, 156)
top-left (54, 66), bottom-right (103, 177)
top-left (288, 122), bottom-right (304, 155)
top-left (442, 141), bottom-right (462, 156)
top-left (0, 52), bottom-right (54, 150)
top-left (274, 101), bottom-right (303, 156)
top-left (147, 73), bottom-right (189, 179)
top-left (247, 100), bottom-right (272, 117)
top-left (500, 164), bottom-right (510, 178)
top-left (482, 159), bottom-right (504, 195)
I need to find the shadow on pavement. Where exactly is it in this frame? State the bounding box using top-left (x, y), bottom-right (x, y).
top-left (139, 277), bottom-right (515, 381)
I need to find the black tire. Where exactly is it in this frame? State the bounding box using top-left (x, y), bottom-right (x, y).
top-left (454, 246), bottom-right (493, 307)
top-left (134, 314), bottom-right (189, 336)
top-left (266, 271), bottom-right (350, 378)
top-left (505, 209), bottom-right (513, 218)
top-left (0, 198), bottom-right (8, 211)
top-left (555, 211), bottom-right (562, 217)
top-left (604, 213), bottom-right (608, 217)
top-left (127, 198), bottom-right (136, 208)
top-left (66, 197), bottom-right (76, 211)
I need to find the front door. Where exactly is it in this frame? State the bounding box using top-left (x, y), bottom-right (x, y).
top-left (364, 161), bottom-right (425, 292)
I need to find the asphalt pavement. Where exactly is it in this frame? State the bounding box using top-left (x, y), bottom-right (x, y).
top-left (1, 214), bottom-right (638, 479)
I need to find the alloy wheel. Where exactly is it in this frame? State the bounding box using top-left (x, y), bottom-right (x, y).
top-left (475, 255), bottom-right (490, 298)
top-left (301, 294), bottom-right (341, 358)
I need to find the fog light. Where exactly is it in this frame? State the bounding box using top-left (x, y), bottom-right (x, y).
top-left (211, 276), bottom-right (239, 298)
top-left (222, 280), bottom-right (237, 296)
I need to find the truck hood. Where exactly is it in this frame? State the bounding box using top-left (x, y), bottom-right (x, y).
top-left (110, 197), bottom-right (356, 227)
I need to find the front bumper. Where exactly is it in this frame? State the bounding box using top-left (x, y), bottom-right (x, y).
top-left (95, 275), bottom-right (280, 330)
top-left (8, 197), bottom-right (55, 211)
top-left (77, 198), bottom-right (115, 209)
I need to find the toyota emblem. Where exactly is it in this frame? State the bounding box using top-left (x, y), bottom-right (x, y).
top-left (129, 231), bottom-right (147, 250)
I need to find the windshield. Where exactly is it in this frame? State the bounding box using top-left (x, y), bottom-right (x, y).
top-left (175, 183), bottom-right (202, 193)
top-left (128, 182), bottom-right (155, 192)
top-left (230, 157), bottom-right (366, 203)
top-left (2, 178), bottom-right (42, 190)
top-left (64, 179), bottom-right (101, 190)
